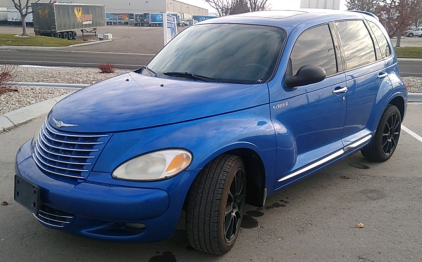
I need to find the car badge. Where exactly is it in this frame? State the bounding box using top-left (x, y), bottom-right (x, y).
top-left (52, 117), bottom-right (78, 128)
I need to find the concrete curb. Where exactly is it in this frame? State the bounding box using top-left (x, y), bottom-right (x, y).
top-left (11, 82), bottom-right (88, 89)
top-left (1, 89), bottom-right (421, 134)
top-left (0, 40), bottom-right (111, 51)
top-left (0, 93), bottom-right (72, 133)
top-left (408, 93), bottom-right (422, 102)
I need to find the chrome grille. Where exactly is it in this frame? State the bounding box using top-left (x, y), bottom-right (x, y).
top-left (33, 120), bottom-right (110, 179)
top-left (34, 206), bottom-right (75, 228)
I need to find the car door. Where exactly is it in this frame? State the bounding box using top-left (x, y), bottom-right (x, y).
top-left (335, 20), bottom-right (393, 145)
top-left (270, 24), bottom-right (347, 186)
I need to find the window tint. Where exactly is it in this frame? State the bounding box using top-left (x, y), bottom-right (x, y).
top-left (290, 25), bottom-right (337, 77)
top-left (368, 21), bottom-right (391, 59)
top-left (146, 24), bottom-right (286, 84)
top-left (336, 20), bottom-right (376, 69)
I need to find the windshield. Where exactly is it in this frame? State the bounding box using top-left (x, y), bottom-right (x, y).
top-left (144, 24), bottom-right (286, 84)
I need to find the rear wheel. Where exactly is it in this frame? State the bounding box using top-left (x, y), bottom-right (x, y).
top-left (361, 105), bottom-right (401, 162)
top-left (62, 32), bottom-right (68, 39)
top-left (56, 32), bottom-right (62, 38)
top-left (186, 155), bottom-right (246, 255)
top-left (408, 33), bottom-right (414, 37)
top-left (67, 31), bottom-right (73, 40)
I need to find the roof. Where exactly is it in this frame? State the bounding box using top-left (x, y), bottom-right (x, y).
top-left (199, 9), bottom-right (378, 33)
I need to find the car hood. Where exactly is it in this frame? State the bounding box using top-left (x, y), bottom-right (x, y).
top-left (48, 72), bottom-right (269, 133)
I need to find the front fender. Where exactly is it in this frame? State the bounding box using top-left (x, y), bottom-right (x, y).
top-left (92, 105), bottom-right (276, 191)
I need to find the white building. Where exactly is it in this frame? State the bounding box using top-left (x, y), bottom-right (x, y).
top-left (0, 0), bottom-right (208, 16)
top-left (300, 0), bottom-right (341, 10)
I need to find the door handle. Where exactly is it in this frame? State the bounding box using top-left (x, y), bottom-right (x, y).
top-left (378, 72), bottom-right (388, 78)
top-left (332, 87), bottom-right (348, 94)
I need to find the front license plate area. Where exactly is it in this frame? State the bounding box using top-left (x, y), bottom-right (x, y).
top-left (14, 176), bottom-right (42, 214)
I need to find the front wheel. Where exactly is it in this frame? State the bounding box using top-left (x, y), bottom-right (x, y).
top-left (361, 105), bottom-right (401, 162)
top-left (408, 33), bottom-right (414, 37)
top-left (186, 155), bottom-right (246, 254)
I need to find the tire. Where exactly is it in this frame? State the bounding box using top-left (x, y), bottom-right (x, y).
top-left (72, 31), bottom-right (77, 40)
top-left (67, 32), bottom-right (73, 40)
top-left (408, 33), bottom-right (414, 37)
top-left (62, 32), bottom-right (68, 39)
top-left (186, 154), bottom-right (246, 255)
top-left (361, 105), bottom-right (401, 162)
top-left (56, 32), bottom-right (62, 38)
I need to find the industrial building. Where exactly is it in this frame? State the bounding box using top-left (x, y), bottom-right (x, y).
top-left (0, 0), bottom-right (208, 22)
top-left (300, 0), bottom-right (342, 10)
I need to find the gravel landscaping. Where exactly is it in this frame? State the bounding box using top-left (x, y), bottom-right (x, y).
top-left (0, 65), bottom-right (421, 115)
top-left (0, 66), bottom-right (130, 115)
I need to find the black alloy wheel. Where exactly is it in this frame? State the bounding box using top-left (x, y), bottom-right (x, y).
top-left (224, 168), bottom-right (246, 243)
top-left (361, 105), bottom-right (401, 162)
top-left (381, 109), bottom-right (401, 156)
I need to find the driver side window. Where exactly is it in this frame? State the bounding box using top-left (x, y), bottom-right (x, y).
top-left (289, 24), bottom-right (338, 77)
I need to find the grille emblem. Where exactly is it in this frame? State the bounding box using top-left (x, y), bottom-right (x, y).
top-left (52, 118), bottom-right (78, 128)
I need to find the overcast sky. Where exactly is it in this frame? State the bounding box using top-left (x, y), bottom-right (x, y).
top-left (180, 0), bottom-right (347, 14)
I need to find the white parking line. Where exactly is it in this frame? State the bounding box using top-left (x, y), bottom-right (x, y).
top-left (402, 125), bottom-right (422, 143)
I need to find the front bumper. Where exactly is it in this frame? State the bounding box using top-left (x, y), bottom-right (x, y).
top-left (15, 140), bottom-right (185, 242)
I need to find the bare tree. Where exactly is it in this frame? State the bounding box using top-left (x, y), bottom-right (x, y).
top-left (205, 0), bottom-right (233, 16)
top-left (10, 0), bottom-right (40, 36)
top-left (377, 0), bottom-right (420, 47)
top-left (247, 0), bottom-right (269, 12)
top-left (345, 0), bottom-right (381, 13)
top-left (205, 0), bottom-right (268, 16)
top-left (412, 0), bottom-right (422, 27)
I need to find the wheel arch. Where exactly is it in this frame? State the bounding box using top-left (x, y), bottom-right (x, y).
top-left (226, 148), bottom-right (267, 207)
top-left (389, 95), bottom-right (406, 120)
top-left (185, 147), bottom-right (267, 209)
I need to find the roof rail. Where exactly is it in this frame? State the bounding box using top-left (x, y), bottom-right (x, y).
top-left (348, 10), bottom-right (379, 20)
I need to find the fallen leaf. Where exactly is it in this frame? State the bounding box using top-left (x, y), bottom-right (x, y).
top-left (1, 201), bottom-right (9, 206)
top-left (341, 176), bottom-right (350, 179)
top-left (356, 223), bottom-right (365, 228)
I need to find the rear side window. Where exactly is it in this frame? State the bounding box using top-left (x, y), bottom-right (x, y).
top-left (368, 21), bottom-right (391, 59)
top-left (336, 20), bottom-right (376, 70)
top-left (289, 24), bottom-right (337, 77)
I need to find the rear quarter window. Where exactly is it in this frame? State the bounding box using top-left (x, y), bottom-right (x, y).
top-left (336, 20), bottom-right (376, 70)
top-left (368, 21), bottom-right (392, 59)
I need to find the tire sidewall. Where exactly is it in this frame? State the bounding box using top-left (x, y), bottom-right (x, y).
top-left (216, 158), bottom-right (246, 253)
top-left (373, 105), bottom-right (401, 161)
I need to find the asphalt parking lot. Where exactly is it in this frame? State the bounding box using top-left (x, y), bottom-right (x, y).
top-left (0, 103), bottom-right (421, 262)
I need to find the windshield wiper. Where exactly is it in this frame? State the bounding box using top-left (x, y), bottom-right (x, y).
top-left (138, 66), bottom-right (157, 76)
top-left (163, 72), bottom-right (217, 82)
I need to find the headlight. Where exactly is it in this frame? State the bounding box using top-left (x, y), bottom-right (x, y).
top-left (112, 149), bottom-right (192, 181)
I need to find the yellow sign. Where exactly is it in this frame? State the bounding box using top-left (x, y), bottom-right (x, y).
top-left (74, 7), bottom-right (93, 23)
top-left (38, 7), bottom-right (49, 19)
top-left (74, 7), bottom-right (82, 22)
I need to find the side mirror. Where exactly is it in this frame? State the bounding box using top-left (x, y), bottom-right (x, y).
top-left (285, 65), bottom-right (326, 89)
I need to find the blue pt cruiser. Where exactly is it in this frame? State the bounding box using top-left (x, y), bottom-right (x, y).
top-left (15, 10), bottom-right (407, 254)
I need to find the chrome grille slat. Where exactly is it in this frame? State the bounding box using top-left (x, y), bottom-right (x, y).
top-left (34, 150), bottom-right (89, 172)
top-left (35, 147), bottom-right (91, 166)
top-left (33, 156), bottom-right (86, 179)
top-left (33, 214), bottom-right (64, 228)
top-left (40, 135), bottom-right (99, 152)
top-left (34, 206), bottom-right (75, 228)
top-left (39, 209), bottom-right (73, 219)
top-left (43, 131), bottom-right (104, 145)
top-left (37, 142), bottom-right (95, 159)
top-left (38, 213), bottom-right (71, 224)
top-left (33, 120), bottom-right (110, 179)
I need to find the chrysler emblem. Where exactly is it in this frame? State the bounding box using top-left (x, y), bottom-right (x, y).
top-left (52, 118), bottom-right (78, 128)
